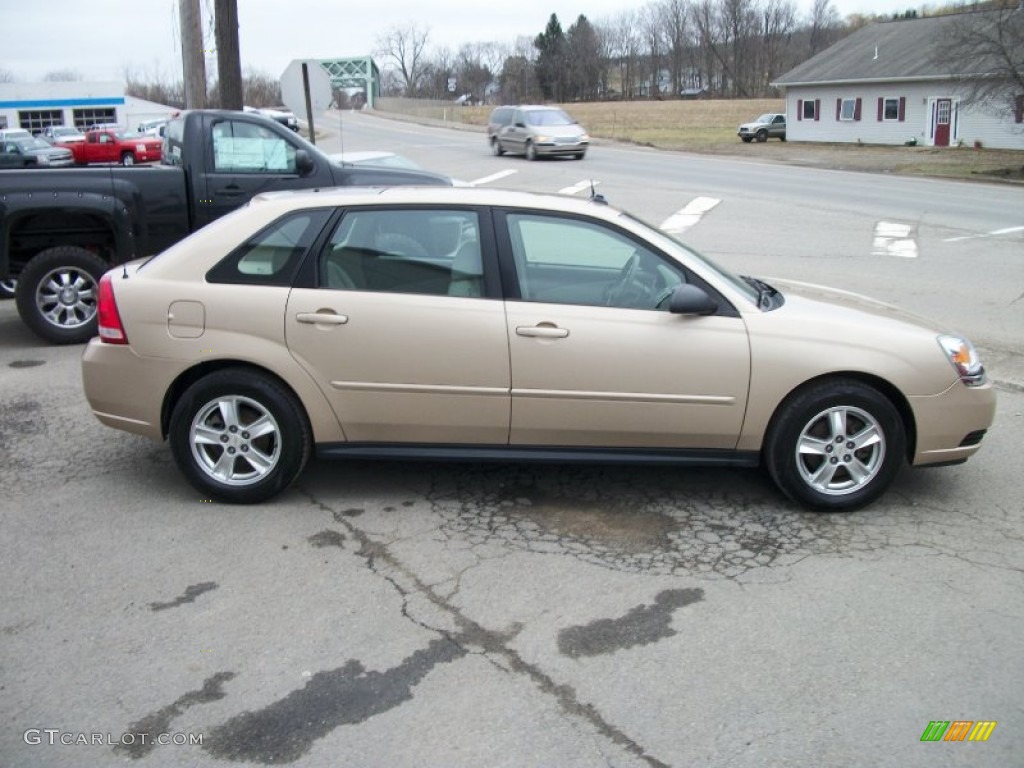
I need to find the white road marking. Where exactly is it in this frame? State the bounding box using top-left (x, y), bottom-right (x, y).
top-left (944, 225), bottom-right (1024, 243)
top-left (559, 180), bottom-right (601, 195)
top-left (659, 197), bottom-right (721, 235)
top-left (470, 169), bottom-right (517, 186)
top-left (873, 221), bottom-right (918, 258)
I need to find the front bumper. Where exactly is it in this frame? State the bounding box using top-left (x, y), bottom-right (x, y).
top-left (909, 378), bottom-right (996, 466)
top-left (535, 140), bottom-right (588, 156)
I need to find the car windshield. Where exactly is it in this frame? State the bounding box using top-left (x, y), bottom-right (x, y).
top-left (526, 109), bottom-right (575, 127)
top-left (621, 211), bottom-right (760, 305)
top-left (15, 138), bottom-right (51, 150)
top-left (756, 114), bottom-right (776, 123)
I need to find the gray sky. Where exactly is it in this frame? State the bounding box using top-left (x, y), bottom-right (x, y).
top-left (4, 0), bottom-right (911, 84)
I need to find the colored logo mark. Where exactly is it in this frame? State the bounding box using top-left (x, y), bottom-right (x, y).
top-left (920, 721), bottom-right (997, 742)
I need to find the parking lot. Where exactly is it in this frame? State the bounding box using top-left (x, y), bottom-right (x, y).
top-left (2, 288), bottom-right (1023, 767)
top-left (3, 114), bottom-right (1024, 766)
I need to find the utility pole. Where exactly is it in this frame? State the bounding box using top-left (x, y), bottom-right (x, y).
top-left (178, 0), bottom-right (206, 108)
top-left (214, 0), bottom-right (244, 110)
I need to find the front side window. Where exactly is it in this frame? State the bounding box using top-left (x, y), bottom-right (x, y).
top-left (212, 119), bottom-right (296, 173)
top-left (506, 213), bottom-right (686, 310)
top-left (320, 209), bottom-right (483, 297)
top-left (207, 209), bottom-right (332, 285)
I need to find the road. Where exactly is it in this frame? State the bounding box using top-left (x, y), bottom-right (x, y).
top-left (1, 115), bottom-right (1022, 767)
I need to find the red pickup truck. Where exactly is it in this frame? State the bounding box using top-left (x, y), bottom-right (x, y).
top-left (70, 129), bottom-right (162, 166)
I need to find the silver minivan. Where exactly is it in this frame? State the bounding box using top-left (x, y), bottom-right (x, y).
top-left (488, 105), bottom-right (589, 160)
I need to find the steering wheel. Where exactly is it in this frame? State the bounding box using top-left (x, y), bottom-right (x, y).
top-left (605, 253), bottom-right (640, 306)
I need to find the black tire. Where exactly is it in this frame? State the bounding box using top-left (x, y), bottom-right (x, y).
top-left (15, 246), bottom-right (108, 344)
top-left (121, 152), bottom-right (135, 166)
top-left (573, 151), bottom-right (586, 160)
top-left (764, 378), bottom-right (906, 512)
top-left (780, 135), bottom-right (786, 142)
top-left (0, 279), bottom-right (15, 300)
top-left (169, 369), bottom-right (312, 504)
top-left (525, 141), bottom-right (537, 161)
top-left (491, 137), bottom-right (504, 156)
top-left (741, 137), bottom-right (753, 143)
top-left (756, 129), bottom-right (768, 143)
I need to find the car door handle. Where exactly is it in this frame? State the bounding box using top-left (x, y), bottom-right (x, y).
top-left (217, 184), bottom-right (244, 196)
top-left (516, 325), bottom-right (569, 339)
top-left (296, 312), bottom-right (348, 325)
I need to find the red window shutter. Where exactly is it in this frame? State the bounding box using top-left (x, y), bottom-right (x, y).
top-left (854, 97), bottom-right (862, 121)
top-left (1016, 94), bottom-right (1024, 123)
top-left (877, 97), bottom-right (883, 121)
top-left (797, 99), bottom-right (803, 120)
top-left (836, 98), bottom-right (842, 120)
top-left (815, 99), bottom-right (821, 121)
top-left (898, 96), bottom-right (906, 122)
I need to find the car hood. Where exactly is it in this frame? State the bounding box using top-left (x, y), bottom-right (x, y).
top-left (738, 121), bottom-right (770, 129)
top-left (768, 277), bottom-right (950, 334)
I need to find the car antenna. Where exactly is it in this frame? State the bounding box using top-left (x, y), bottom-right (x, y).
top-left (589, 180), bottom-right (606, 205)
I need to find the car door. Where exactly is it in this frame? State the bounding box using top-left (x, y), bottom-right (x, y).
top-left (497, 210), bottom-right (750, 449)
top-left (285, 206), bottom-right (512, 444)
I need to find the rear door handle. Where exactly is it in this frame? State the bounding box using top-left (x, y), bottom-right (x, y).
top-left (516, 325), bottom-right (568, 339)
top-left (296, 312), bottom-right (348, 325)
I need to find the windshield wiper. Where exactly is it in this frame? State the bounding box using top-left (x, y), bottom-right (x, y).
top-left (741, 275), bottom-right (779, 310)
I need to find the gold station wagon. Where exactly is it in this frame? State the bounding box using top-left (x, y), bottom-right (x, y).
top-left (82, 187), bottom-right (995, 509)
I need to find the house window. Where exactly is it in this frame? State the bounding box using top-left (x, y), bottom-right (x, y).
top-left (72, 108), bottom-right (117, 130)
top-left (883, 98), bottom-right (900, 120)
top-left (802, 99), bottom-right (817, 120)
top-left (839, 99), bottom-right (856, 121)
top-left (18, 110), bottom-right (63, 134)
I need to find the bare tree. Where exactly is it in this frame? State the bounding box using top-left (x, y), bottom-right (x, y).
top-left (939, 3), bottom-right (1024, 121)
top-left (375, 23), bottom-right (432, 96)
top-left (808, 0), bottom-right (840, 55)
top-left (43, 69), bottom-right (83, 82)
top-left (758, 0), bottom-right (799, 93)
top-left (661, 0), bottom-right (693, 97)
top-left (640, 3), bottom-right (668, 98)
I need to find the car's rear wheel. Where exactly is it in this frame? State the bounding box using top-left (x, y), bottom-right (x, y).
top-left (765, 378), bottom-right (906, 512)
top-left (169, 369), bottom-right (312, 504)
top-left (525, 141), bottom-right (537, 161)
top-left (15, 246), bottom-right (107, 344)
top-left (491, 137), bottom-right (504, 156)
top-left (756, 129), bottom-right (768, 142)
top-left (121, 152), bottom-right (134, 166)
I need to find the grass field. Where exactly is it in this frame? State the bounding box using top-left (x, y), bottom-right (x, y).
top-left (380, 97), bottom-right (1024, 181)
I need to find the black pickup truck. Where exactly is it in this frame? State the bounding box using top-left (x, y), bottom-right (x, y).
top-left (0, 109), bottom-right (449, 344)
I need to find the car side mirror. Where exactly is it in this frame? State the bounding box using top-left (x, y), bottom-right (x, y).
top-left (295, 149), bottom-right (315, 176)
top-left (669, 284), bottom-right (718, 315)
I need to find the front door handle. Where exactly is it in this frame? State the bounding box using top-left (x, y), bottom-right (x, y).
top-left (516, 325), bottom-right (569, 339)
top-left (296, 311), bottom-right (348, 325)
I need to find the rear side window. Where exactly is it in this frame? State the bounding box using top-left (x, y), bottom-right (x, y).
top-left (161, 118), bottom-right (185, 166)
top-left (490, 108), bottom-right (512, 127)
top-left (207, 209), bottom-right (332, 285)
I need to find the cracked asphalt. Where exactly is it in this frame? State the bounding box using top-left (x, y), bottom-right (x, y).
top-left (1, 296), bottom-right (1022, 767)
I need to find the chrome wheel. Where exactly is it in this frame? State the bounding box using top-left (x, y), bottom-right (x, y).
top-left (35, 266), bottom-right (98, 330)
top-left (189, 395), bottom-right (282, 487)
top-left (0, 279), bottom-right (16, 299)
top-left (795, 405), bottom-right (885, 496)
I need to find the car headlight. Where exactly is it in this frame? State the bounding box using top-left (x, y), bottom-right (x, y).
top-left (535, 135), bottom-right (550, 143)
top-left (938, 334), bottom-right (985, 386)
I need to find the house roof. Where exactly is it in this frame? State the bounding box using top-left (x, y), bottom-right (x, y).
top-left (773, 10), bottom-right (1014, 86)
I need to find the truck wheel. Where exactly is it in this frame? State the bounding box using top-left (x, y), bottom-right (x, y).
top-left (169, 368), bottom-right (312, 503)
top-left (0, 279), bottom-right (15, 299)
top-left (756, 129), bottom-right (768, 142)
top-left (121, 152), bottom-right (135, 166)
top-left (15, 246), bottom-right (108, 345)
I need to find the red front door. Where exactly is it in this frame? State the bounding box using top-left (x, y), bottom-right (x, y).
top-left (934, 99), bottom-right (952, 147)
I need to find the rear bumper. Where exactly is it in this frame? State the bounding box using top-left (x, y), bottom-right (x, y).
top-left (909, 378), bottom-right (997, 466)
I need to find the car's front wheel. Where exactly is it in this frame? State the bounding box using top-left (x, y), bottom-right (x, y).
top-left (121, 152), bottom-right (134, 166)
top-left (741, 136), bottom-right (753, 143)
top-left (525, 141), bottom-right (537, 161)
top-left (764, 378), bottom-right (906, 512)
top-left (169, 369), bottom-right (312, 503)
top-left (756, 129), bottom-right (768, 142)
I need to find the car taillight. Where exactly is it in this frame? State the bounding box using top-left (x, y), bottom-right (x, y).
top-left (97, 273), bottom-right (128, 344)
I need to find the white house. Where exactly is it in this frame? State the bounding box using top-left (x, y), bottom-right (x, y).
top-left (0, 82), bottom-right (178, 134)
top-left (773, 11), bottom-right (1024, 150)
